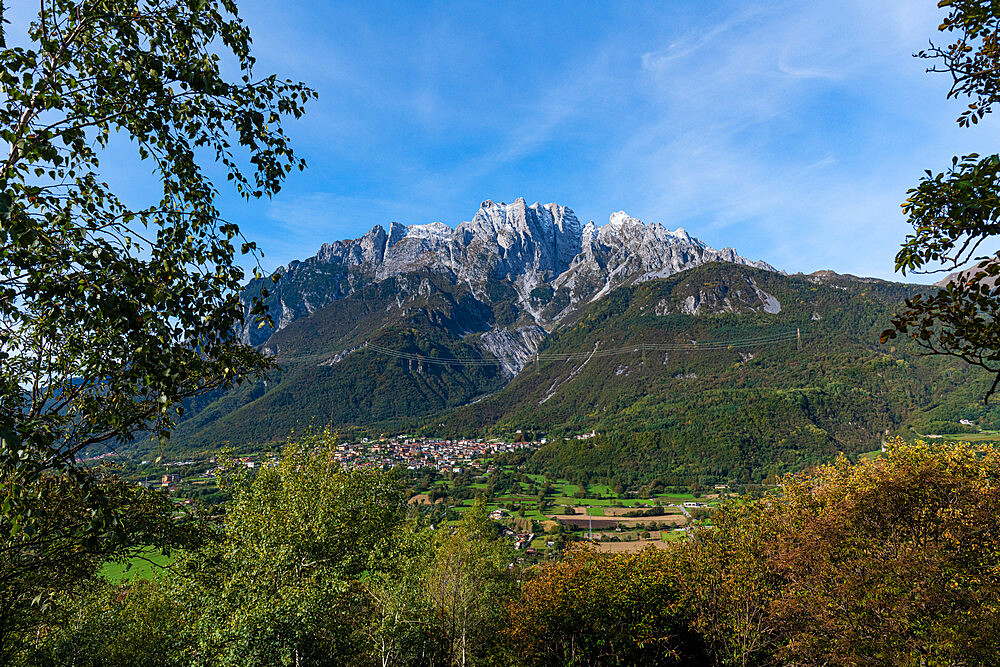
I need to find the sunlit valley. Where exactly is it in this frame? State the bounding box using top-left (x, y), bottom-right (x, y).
top-left (5, 2), bottom-right (1000, 665)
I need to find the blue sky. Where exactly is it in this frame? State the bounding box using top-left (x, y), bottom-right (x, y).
top-left (14, 1), bottom-right (998, 281)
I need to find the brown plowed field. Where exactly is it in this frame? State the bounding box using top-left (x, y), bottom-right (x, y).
top-left (601, 506), bottom-right (683, 517)
top-left (594, 539), bottom-right (673, 553)
top-left (554, 516), bottom-right (621, 530)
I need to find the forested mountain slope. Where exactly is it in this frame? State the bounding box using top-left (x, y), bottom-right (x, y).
top-left (439, 264), bottom-right (997, 486)
top-left (170, 260), bottom-right (1000, 488)
top-left (164, 202), bottom-right (1000, 485)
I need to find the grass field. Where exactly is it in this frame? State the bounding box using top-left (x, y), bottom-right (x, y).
top-left (101, 547), bottom-right (173, 583)
top-left (931, 431), bottom-right (1000, 442)
top-left (411, 466), bottom-right (723, 553)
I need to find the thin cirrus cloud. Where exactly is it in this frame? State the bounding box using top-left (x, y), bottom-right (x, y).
top-left (11, 1), bottom-right (994, 282)
top-left (592, 0), bottom-right (1000, 281)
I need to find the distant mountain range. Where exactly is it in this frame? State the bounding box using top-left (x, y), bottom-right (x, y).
top-left (165, 199), bottom-right (1000, 484)
top-left (237, 198), bottom-right (773, 349)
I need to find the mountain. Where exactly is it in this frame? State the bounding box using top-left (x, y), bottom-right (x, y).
top-left (236, 198), bottom-right (772, 350)
top-left (175, 199), bottom-right (773, 445)
top-left (165, 199), bottom-right (1000, 485)
top-left (431, 264), bottom-right (1000, 486)
top-left (935, 261), bottom-right (1000, 289)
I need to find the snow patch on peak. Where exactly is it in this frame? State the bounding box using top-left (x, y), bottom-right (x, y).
top-left (608, 211), bottom-right (638, 228)
top-left (405, 222), bottom-right (452, 240)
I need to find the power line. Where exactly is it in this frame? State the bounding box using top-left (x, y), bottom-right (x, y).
top-left (358, 330), bottom-right (808, 367)
top-left (365, 344), bottom-right (503, 366)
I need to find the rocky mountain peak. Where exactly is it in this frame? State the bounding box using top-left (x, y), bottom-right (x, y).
top-left (240, 198), bottom-right (777, 345)
top-left (404, 222), bottom-right (451, 240)
top-left (452, 198), bottom-right (584, 282)
top-left (387, 221), bottom-right (408, 247)
top-left (608, 210), bottom-right (638, 229)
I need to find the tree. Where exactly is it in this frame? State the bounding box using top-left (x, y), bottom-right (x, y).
top-left (178, 432), bottom-right (408, 666)
top-left (882, 1), bottom-right (1000, 401)
top-left (764, 440), bottom-right (1000, 666)
top-left (360, 524), bottom-right (446, 667)
top-left (0, 0), bottom-right (314, 537)
top-left (678, 439), bottom-right (1000, 666)
top-left (427, 497), bottom-right (514, 667)
top-left (506, 544), bottom-right (701, 666)
top-left (22, 577), bottom-right (189, 667)
top-left (680, 498), bottom-right (782, 667)
top-left (0, 472), bottom-right (198, 663)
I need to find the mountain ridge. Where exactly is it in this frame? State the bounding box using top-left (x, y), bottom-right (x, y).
top-left (238, 198), bottom-right (774, 348)
top-left (160, 199), bottom-right (1000, 485)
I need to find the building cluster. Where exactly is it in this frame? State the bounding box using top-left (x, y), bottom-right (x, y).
top-left (146, 436), bottom-right (540, 490)
top-left (331, 436), bottom-right (539, 472)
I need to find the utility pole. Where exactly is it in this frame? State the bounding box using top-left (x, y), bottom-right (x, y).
top-left (797, 327), bottom-right (801, 351)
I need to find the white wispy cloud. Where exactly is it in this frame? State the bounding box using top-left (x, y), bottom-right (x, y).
top-left (584, 0), bottom-right (1000, 279)
top-left (221, 0), bottom-right (1000, 281)
top-left (640, 6), bottom-right (762, 69)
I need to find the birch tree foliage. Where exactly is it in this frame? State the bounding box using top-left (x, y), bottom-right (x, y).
top-left (427, 497), bottom-right (515, 667)
top-left (882, 1), bottom-right (1000, 401)
top-left (181, 434), bottom-right (408, 666)
top-left (0, 0), bottom-right (314, 536)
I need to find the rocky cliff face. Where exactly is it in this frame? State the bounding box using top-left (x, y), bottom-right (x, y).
top-left (238, 198), bottom-right (774, 349)
top-left (541, 211), bottom-right (774, 321)
top-left (478, 325), bottom-right (548, 377)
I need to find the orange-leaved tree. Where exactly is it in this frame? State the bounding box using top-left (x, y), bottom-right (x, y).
top-left (507, 544), bottom-right (703, 666)
top-left (685, 439), bottom-right (1000, 666)
top-left (766, 439), bottom-right (1000, 665)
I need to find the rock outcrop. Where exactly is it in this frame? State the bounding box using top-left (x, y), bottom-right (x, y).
top-left (238, 198), bottom-right (775, 348)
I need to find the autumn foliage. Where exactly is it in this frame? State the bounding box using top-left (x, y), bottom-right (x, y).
top-left (506, 544), bottom-right (701, 666)
top-left (764, 440), bottom-right (1000, 665)
top-left (506, 439), bottom-right (1000, 667)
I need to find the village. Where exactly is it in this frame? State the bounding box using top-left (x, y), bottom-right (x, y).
top-left (328, 434), bottom-right (541, 472)
top-left (122, 432), bottom-right (725, 563)
top-left (133, 434), bottom-right (545, 494)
